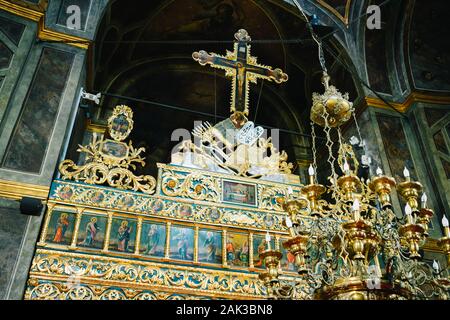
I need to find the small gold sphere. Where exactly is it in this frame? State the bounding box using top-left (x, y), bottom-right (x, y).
top-left (349, 292), bottom-right (366, 300)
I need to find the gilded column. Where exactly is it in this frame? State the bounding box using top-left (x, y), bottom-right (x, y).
top-left (164, 222), bottom-right (171, 259)
top-left (194, 225), bottom-right (199, 264)
top-left (37, 203), bottom-right (55, 246)
top-left (69, 208), bottom-right (84, 249)
top-left (134, 217), bottom-right (143, 255)
top-left (222, 229), bottom-right (228, 268)
top-left (249, 232), bottom-right (254, 269)
top-left (102, 212), bottom-right (113, 253)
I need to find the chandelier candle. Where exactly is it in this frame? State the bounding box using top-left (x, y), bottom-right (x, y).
top-left (308, 165), bottom-right (315, 185)
top-left (443, 216), bottom-right (450, 237)
top-left (352, 199), bottom-right (361, 221)
top-left (421, 193), bottom-right (428, 209)
top-left (266, 232), bottom-right (272, 251)
top-left (438, 216), bottom-right (450, 266)
top-left (398, 167), bottom-right (423, 213)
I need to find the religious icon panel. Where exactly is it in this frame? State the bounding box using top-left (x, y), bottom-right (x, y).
top-left (77, 214), bottom-right (107, 249)
top-left (253, 234), bottom-right (275, 269)
top-left (151, 199), bottom-right (164, 213)
top-left (226, 232), bottom-right (249, 267)
top-left (178, 204), bottom-right (193, 218)
top-left (222, 180), bottom-right (256, 206)
top-left (109, 217), bottom-right (137, 254)
top-left (169, 225), bottom-right (194, 262)
top-left (198, 229), bottom-right (222, 264)
top-left (46, 211), bottom-right (76, 245)
top-left (140, 222), bottom-right (166, 257)
top-left (279, 237), bottom-right (296, 272)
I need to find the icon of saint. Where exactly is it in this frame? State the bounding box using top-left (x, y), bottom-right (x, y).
top-left (174, 229), bottom-right (190, 260)
top-left (146, 225), bottom-right (160, 255)
top-left (117, 220), bottom-right (132, 252)
top-left (203, 231), bottom-right (217, 262)
top-left (254, 239), bottom-right (267, 267)
top-left (80, 217), bottom-right (100, 247)
top-left (240, 241), bottom-right (249, 264)
top-left (53, 213), bottom-right (69, 243)
top-left (226, 239), bottom-right (235, 262)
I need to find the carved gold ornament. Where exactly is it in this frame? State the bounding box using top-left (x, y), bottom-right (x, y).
top-left (59, 105), bottom-right (156, 194)
top-left (310, 73), bottom-right (354, 128)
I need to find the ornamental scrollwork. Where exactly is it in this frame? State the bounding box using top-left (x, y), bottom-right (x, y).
top-left (28, 251), bottom-right (268, 299)
top-left (161, 169), bottom-right (221, 202)
top-left (25, 281), bottom-right (213, 300)
top-left (59, 105), bottom-right (156, 194)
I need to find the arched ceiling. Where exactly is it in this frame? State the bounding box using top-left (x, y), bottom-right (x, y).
top-left (90, 0), bottom-right (358, 176)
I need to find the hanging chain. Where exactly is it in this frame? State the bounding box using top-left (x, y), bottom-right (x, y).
top-left (337, 127), bottom-right (344, 149)
top-left (352, 112), bottom-right (363, 147)
top-left (337, 127), bottom-right (345, 172)
top-left (321, 107), bottom-right (338, 198)
top-left (310, 121), bottom-right (318, 183)
top-left (292, 0), bottom-right (328, 73)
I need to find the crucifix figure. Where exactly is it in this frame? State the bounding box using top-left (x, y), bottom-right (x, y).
top-left (193, 29), bottom-right (288, 128)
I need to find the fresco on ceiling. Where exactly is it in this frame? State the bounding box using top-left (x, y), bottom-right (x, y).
top-left (365, 27), bottom-right (391, 94)
top-left (134, 0), bottom-right (284, 65)
top-left (409, 1), bottom-right (450, 92)
top-left (376, 115), bottom-right (417, 181)
top-left (425, 108), bottom-right (448, 127)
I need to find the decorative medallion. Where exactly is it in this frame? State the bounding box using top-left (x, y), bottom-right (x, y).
top-left (107, 105), bottom-right (134, 141)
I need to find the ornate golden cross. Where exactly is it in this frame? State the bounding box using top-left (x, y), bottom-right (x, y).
top-left (193, 29), bottom-right (288, 119)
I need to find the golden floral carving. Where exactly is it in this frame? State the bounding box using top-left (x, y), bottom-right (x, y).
top-left (161, 170), bottom-right (220, 202)
top-left (26, 250), bottom-right (268, 299)
top-left (59, 105), bottom-right (156, 194)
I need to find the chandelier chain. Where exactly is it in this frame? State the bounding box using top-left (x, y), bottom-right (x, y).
top-left (352, 112), bottom-right (363, 144)
top-left (291, 0), bottom-right (328, 73)
top-left (321, 107), bottom-right (338, 198)
top-left (310, 122), bottom-right (318, 183)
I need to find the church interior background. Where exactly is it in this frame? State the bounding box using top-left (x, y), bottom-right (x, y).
top-left (0, 0), bottom-right (449, 300)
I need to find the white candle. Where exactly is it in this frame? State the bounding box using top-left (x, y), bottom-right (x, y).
top-left (287, 187), bottom-right (293, 195)
top-left (433, 260), bottom-right (440, 273)
top-left (376, 167), bottom-right (383, 176)
top-left (285, 216), bottom-right (296, 237)
top-left (285, 216), bottom-right (293, 228)
top-left (265, 232), bottom-right (272, 250)
top-left (442, 216), bottom-right (450, 237)
top-left (308, 165), bottom-right (315, 184)
top-left (343, 161), bottom-right (350, 175)
top-left (403, 167), bottom-right (410, 180)
top-left (421, 193), bottom-right (428, 209)
top-left (352, 199), bottom-right (360, 221)
top-left (405, 204), bottom-right (413, 224)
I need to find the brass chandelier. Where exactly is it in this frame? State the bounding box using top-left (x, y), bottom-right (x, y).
top-left (257, 1), bottom-right (450, 300)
